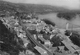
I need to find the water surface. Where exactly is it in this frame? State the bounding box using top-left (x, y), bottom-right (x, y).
top-left (38, 13), bottom-right (80, 29)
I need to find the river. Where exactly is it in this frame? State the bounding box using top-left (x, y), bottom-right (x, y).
top-left (38, 13), bottom-right (80, 29)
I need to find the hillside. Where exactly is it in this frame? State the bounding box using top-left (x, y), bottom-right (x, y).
top-left (0, 0), bottom-right (80, 14)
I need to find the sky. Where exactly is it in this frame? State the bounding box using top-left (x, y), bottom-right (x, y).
top-left (3, 0), bottom-right (80, 10)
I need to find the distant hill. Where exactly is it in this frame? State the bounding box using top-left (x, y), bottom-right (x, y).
top-left (0, 0), bottom-right (80, 14)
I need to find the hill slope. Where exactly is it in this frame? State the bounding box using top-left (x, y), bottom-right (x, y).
top-left (0, 0), bottom-right (80, 14)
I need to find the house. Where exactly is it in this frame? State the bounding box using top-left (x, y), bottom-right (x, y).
top-left (38, 34), bottom-right (46, 42)
top-left (34, 46), bottom-right (48, 55)
top-left (49, 47), bottom-right (58, 52)
top-left (58, 46), bottom-right (65, 51)
top-left (62, 40), bottom-right (76, 53)
top-left (44, 40), bottom-right (52, 48)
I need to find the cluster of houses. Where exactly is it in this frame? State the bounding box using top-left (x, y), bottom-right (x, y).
top-left (0, 14), bottom-right (80, 55)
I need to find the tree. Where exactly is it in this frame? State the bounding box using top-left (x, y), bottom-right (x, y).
top-left (50, 35), bottom-right (62, 47)
top-left (65, 30), bottom-right (80, 47)
top-left (0, 20), bottom-right (25, 55)
top-left (42, 19), bottom-right (55, 26)
top-left (69, 31), bottom-right (80, 47)
top-left (57, 12), bottom-right (76, 20)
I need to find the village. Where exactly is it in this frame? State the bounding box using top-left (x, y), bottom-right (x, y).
top-left (0, 13), bottom-right (80, 55)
